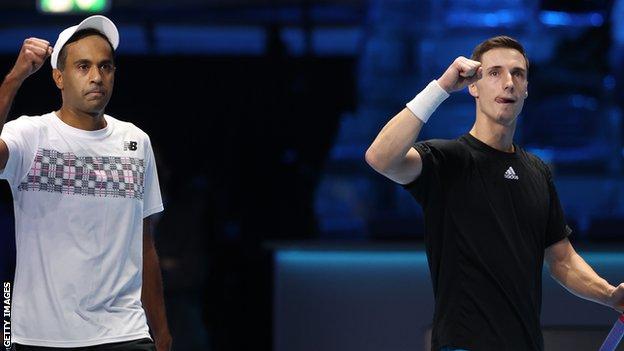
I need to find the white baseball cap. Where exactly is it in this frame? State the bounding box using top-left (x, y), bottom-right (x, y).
top-left (51, 15), bottom-right (119, 69)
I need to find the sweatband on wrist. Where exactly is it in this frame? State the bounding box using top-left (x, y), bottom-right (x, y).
top-left (405, 80), bottom-right (450, 123)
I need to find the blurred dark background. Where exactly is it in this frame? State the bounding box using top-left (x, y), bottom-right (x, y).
top-left (1, 1), bottom-right (624, 350)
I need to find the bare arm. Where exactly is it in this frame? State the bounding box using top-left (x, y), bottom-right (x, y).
top-left (545, 238), bottom-right (624, 312)
top-left (142, 217), bottom-right (172, 351)
top-left (364, 108), bottom-right (426, 184)
top-left (365, 56), bottom-right (482, 184)
top-left (0, 38), bottom-right (53, 170)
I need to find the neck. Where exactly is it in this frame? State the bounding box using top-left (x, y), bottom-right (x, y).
top-left (56, 105), bottom-right (106, 131)
top-left (469, 113), bottom-right (516, 153)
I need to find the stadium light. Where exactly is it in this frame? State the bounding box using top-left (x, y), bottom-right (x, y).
top-left (38, 0), bottom-right (110, 14)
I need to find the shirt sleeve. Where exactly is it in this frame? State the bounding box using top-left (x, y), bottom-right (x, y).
top-left (543, 164), bottom-right (572, 248)
top-left (142, 136), bottom-right (164, 218)
top-left (402, 139), bottom-right (465, 206)
top-left (0, 116), bottom-right (40, 188)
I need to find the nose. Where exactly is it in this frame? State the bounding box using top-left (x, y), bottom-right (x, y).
top-left (503, 71), bottom-right (514, 92)
top-left (89, 66), bottom-right (103, 84)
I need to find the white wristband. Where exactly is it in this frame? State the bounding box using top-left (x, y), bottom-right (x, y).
top-left (405, 80), bottom-right (450, 123)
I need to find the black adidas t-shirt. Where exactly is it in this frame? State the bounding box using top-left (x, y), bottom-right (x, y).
top-left (404, 133), bottom-right (571, 351)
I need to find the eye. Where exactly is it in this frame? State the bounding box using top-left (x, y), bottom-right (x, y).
top-left (513, 71), bottom-right (524, 78)
top-left (489, 71), bottom-right (498, 77)
top-left (100, 63), bottom-right (114, 72)
top-left (78, 64), bottom-right (89, 71)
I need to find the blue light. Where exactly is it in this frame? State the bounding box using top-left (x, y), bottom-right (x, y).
top-left (578, 252), bottom-right (624, 265)
top-left (493, 10), bottom-right (515, 27)
top-left (539, 11), bottom-right (604, 28)
top-left (603, 75), bottom-right (616, 90)
top-left (276, 250), bottom-right (428, 265)
top-left (569, 95), bottom-right (597, 110)
top-left (590, 13), bottom-right (604, 27)
top-left (155, 25), bottom-right (266, 55)
top-left (540, 11), bottom-right (572, 26)
top-left (484, 13), bottom-right (498, 27)
top-left (276, 250), bottom-right (623, 267)
top-left (445, 9), bottom-right (523, 28)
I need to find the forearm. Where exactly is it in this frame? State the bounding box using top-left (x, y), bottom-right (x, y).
top-left (142, 246), bottom-right (171, 339)
top-left (0, 71), bottom-right (24, 132)
top-left (366, 79), bottom-right (450, 175)
top-left (366, 107), bottom-right (425, 172)
top-left (1, 37), bottom-right (57, 133)
top-left (550, 252), bottom-right (615, 307)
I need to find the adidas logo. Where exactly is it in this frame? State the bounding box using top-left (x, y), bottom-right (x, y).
top-left (504, 166), bottom-right (519, 180)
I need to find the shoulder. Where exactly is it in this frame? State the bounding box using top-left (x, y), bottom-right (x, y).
top-left (2, 113), bottom-right (52, 135)
top-left (415, 138), bottom-right (471, 160)
top-left (6, 113), bottom-right (50, 127)
top-left (106, 114), bottom-right (151, 141)
top-left (520, 148), bottom-right (553, 179)
top-left (522, 149), bottom-right (549, 170)
top-left (417, 138), bottom-right (467, 152)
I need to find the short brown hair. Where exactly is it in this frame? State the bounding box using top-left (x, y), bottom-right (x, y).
top-left (471, 35), bottom-right (529, 73)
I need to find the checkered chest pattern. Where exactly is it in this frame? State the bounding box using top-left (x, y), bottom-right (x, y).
top-left (0, 112), bottom-right (163, 347)
top-left (21, 148), bottom-right (146, 199)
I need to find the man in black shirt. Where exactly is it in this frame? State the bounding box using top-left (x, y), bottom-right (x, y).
top-left (365, 36), bottom-right (624, 350)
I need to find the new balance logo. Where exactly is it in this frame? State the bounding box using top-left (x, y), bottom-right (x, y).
top-left (124, 141), bottom-right (138, 151)
top-left (504, 166), bottom-right (519, 180)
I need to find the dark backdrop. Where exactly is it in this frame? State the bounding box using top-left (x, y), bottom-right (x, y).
top-left (0, 54), bottom-right (356, 350)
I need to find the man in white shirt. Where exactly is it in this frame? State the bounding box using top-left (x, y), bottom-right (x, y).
top-left (0, 15), bottom-right (171, 351)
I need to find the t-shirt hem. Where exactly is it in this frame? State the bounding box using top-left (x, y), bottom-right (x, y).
top-left (545, 224), bottom-right (573, 248)
top-left (401, 145), bottom-right (427, 190)
top-left (143, 203), bottom-right (164, 218)
top-left (11, 331), bottom-right (152, 348)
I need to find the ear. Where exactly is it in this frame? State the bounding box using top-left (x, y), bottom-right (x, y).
top-left (468, 82), bottom-right (478, 98)
top-left (52, 69), bottom-right (63, 89)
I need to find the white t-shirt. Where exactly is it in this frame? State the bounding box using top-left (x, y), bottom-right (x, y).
top-left (0, 112), bottom-right (164, 347)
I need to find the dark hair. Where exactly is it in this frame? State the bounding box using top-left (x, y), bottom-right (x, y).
top-left (56, 28), bottom-right (115, 71)
top-left (471, 36), bottom-right (529, 73)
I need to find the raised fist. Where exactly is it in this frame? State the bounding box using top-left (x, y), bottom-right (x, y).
top-left (10, 38), bottom-right (53, 82)
top-left (437, 56), bottom-right (483, 93)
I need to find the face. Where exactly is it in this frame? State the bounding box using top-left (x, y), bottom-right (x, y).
top-left (468, 47), bottom-right (528, 126)
top-left (53, 35), bottom-right (115, 116)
